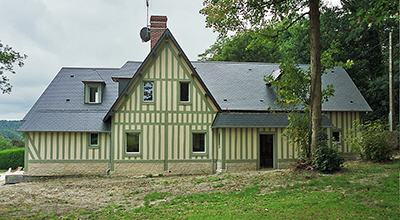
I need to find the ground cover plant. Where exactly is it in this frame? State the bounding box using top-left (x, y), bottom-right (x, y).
top-left (0, 159), bottom-right (398, 219)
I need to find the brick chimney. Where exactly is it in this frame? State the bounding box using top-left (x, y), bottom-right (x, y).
top-left (150, 15), bottom-right (168, 49)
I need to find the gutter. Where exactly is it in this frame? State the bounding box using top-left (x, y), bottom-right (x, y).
top-left (211, 128), bottom-right (214, 174)
top-left (106, 132), bottom-right (112, 176)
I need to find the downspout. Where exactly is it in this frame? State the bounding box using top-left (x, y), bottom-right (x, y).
top-left (211, 128), bottom-right (214, 174)
top-left (106, 132), bottom-right (111, 176)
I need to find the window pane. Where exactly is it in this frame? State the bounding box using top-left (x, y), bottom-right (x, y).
top-left (193, 133), bottom-right (205, 152)
top-left (180, 82), bottom-right (189, 102)
top-left (126, 133), bottom-right (140, 153)
top-left (90, 133), bottom-right (98, 146)
top-left (333, 131), bottom-right (341, 142)
top-left (143, 82), bottom-right (153, 102)
top-left (89, 86), bottom-right (98, 103)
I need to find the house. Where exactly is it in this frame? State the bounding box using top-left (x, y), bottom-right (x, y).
top-left (18, 16), bottom-right (372, 176)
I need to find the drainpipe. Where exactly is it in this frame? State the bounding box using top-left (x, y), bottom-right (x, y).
top-left (106, 132), bottom-right (111, 176)
top-left (211, 128), bottom-right (214, 174)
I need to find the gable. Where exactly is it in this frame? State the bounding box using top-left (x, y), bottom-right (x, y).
top-left (106, 29), bottom-right (220, 118)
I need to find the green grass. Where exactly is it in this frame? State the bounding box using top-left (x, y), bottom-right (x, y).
top-left (94, 160), bottom-right (399, 219)
top-left (1, 160), bottom-right (399, 219)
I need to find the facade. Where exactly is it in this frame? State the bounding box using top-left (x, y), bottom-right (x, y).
top-left (18, 16), bottom-right (372, 176)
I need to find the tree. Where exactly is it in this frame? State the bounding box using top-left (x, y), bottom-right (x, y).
top-left (200, 0), bottom-right (323, 155)
top-left (0, 41), bottom-right (27, 94)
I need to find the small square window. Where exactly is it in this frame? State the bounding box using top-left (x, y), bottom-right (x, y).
top-left (143, 82), bottom-right (153, 102)
top-left (126, 133), bottom-right (140, 153)
top-left (90, 133), bottom-right (99, 146)
top-left (180, 82), bottom-right (189, 102)
top-left (332, 131), bottom-right (341, 143)
top-left (193, 133), bottom-right (205, 153)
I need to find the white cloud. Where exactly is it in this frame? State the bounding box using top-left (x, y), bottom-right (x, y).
top-left (0, 0), bottom-right (217, 119)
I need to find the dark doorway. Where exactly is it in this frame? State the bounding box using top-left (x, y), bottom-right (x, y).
top-left (260, 134), bottom-right (274, 169)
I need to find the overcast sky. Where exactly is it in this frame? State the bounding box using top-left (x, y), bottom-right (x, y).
top-left (0, 0), bottom-right (341, 120)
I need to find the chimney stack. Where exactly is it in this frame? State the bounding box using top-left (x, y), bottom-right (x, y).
top-left (150, 15), bottom-right (168, 49)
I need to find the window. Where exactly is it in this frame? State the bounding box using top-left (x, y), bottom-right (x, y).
top-left (126, 133), bottom-right (140, 153)
top-left (180, 82), bottom-right (189, 102)
top-left (90, 133), bottom-right (99, 146)
top-left (192, 133), bottom-right (205, 153)
top-left (332, 131), bottom-right (341, 143)
top-left (84, 83), bottom-right (102, 104)
top-left (143, 82), bottom-right (153, 102)
top-left (89, 86), bottom-right (99, 103)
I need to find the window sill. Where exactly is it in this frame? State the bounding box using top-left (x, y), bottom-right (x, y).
top-left (124, 152), bottom-right (142, 157)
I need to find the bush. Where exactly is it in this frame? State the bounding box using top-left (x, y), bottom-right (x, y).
top-left (345, 120), bottom-right (395, 162)
top-left (0, 148), bottom-right (24, 170)
top-left (312, 130), bottom-right (344, 172)
top-left (313, 143), bottom-right (344, 172)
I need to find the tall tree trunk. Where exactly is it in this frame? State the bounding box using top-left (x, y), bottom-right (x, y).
top-left (309, 0), bottom-right (322, 155)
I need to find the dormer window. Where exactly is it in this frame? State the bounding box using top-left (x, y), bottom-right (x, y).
top-left (84, 83), bottom-right (103, 104)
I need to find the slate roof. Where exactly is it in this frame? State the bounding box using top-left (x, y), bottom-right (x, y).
top-left (18, 67), bottom-right (120, 132)
top-left (212, 112), bottom-right (334, 128)
top-left (192, 62), bottom-right (372, 112)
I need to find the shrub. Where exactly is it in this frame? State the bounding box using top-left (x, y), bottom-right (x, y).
top-left (0, 148), bottom-right (24, 170)
top-left (345, 120), bottom-right (395, 162)
top-left (313, 143), bottom-right (344, 172)
top-left (312, 130), bottom-right (344, 172)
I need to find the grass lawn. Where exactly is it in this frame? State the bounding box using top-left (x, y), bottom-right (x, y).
top-left (84, 160), bottom-right (399, 219)
top-left (1, 159), bottom-right (399, 219)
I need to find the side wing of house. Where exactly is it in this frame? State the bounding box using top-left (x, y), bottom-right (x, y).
top-left (18, 68), bottom-right (119, 176)
top-left (108, 30), bottom-right (219, 175)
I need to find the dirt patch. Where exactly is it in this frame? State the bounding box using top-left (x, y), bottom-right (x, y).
top-left (0, 169), bottom-right (292, 218)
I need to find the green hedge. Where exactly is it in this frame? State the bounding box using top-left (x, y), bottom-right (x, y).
top-left (0, 148), bottom-right (24, 170)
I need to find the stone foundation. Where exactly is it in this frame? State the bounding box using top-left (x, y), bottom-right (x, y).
top-left (26, 163), bottom-right (108, 176)
top-left (112, 163), bottom-right (164, 176)
top-left (277, 161), bottom-right (294, 169)
top-left (168, 162), bottom-right (212, 175)
top-left (225, 162), bottom-right (257, 173)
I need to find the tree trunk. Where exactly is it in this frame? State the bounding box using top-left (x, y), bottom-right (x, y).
top-left (309, 0), bottom-right (322, 155)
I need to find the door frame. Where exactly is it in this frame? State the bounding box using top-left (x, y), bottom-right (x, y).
top-left (258, 131), bottom-right (277, 169)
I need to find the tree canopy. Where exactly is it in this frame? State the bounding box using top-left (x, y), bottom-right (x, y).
top-left (200, 0), bottom-right (399, 129)
top-left (0, 41), bottom-right (27, 94)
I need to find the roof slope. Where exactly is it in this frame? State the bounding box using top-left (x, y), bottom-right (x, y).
top-left (193, 62), bottom-right (372, 112)
top-left (212, 112), bottom-right (334, 128)
top-left (18, 67), bottom-right (120, 132)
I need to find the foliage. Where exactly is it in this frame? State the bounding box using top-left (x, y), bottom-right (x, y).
top-left (10, 139), bottom-right (24, 148)
top-left (0, 41), bottom-right (27, 94)
top-left (282, 111), bottom-right (311, 157)
top-left (345, 120), bottom-right (396, 162)
top-left (312, 130), bottom-right (344, 172)
top-left (0, 120), bottom-right (24, 140)
top-left (0, 148), bottom-right (24, 169)
top-left (0, 136), bottom-right (15, 151)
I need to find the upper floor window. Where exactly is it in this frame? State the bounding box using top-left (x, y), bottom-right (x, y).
top-left (84, 83), bottom-right (102, 104)
top-left (180, 82), bottom-right (189, 102)
top-left (143, 82), bottom-right (154, 102)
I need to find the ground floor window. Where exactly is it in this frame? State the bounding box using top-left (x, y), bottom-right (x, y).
top-left (192, 133), bottom-right (205, 153)
top-left (126, 133), bottom-right (140, 153)
top-left (332, 131), bottom-right (341, 143)
top-left (90, 133), bottom-right (99, 146)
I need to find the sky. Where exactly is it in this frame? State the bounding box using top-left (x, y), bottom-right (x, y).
top-left (0, 0), bottom-right (341, 120)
